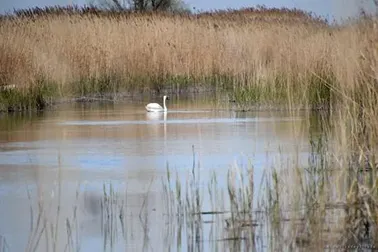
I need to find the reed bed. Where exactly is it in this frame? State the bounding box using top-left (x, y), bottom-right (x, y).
top-left (0, 5), bottom-right (370, 111)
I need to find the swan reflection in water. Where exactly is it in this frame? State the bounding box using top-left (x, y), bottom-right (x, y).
top-left (146, 111), bottom-right (167, 121)
top-left (145, 111), bottom-right (168, 152)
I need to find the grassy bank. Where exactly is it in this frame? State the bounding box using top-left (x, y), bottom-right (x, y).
top-left (0, 5), bottom-right (373, 111)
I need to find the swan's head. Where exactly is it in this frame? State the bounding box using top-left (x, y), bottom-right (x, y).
top-left (164, 95), bottom-right (170, 101)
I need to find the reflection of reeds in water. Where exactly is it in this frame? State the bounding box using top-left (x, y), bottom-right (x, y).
top-left (162, 133), bottom-right (378, 250)
top-left (21, 129), bottom-right (378, 251)
top-left (161, 145), bottom-right (256, 251)
top-left (0, 235), bottom-right (9, 252)
top-left (250, 133), bottom-right (378, 251)
top-left (100, 183), bottom-right (118, 251)
top-left (25, 154), bottom-right (66, 252)
top-left (22, 147), bottom-right (256, 251)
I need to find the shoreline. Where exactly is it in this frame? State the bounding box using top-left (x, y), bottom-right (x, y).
top-left (0, 91), bottom-right (331, 114)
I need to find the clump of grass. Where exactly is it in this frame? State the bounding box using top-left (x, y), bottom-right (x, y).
top-left (226, 160), bottom-right (254, 228)
top-left (0, 77), bottom-right (57, 112)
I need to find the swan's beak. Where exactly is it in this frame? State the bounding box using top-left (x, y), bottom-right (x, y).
top-left (166, 96), bottom-right (170, 100)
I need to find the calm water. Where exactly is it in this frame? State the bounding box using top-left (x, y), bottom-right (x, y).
top-left (0, 96), bottom-right (317, 251)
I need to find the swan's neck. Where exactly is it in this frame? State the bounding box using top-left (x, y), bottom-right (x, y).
top-left (163, 97), bottom-right (167, 110)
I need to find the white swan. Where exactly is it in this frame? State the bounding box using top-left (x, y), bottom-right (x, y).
top-left (145, 95), bottom-right (169, 112)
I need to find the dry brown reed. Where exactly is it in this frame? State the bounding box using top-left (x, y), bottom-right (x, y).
top-left (0, 6), bottom-right (354, 103)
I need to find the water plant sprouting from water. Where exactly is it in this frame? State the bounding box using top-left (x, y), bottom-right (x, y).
top-left (14, 119), bottom-right (378, 251)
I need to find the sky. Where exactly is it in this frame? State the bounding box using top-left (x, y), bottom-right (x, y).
top-left (0, 0), bottom-right (376, 22)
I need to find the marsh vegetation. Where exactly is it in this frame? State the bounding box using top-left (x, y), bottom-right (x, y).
top-left (0, 3), bottom-right (377, 252)
top-left (0, 5), bottom-right (347, 111)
